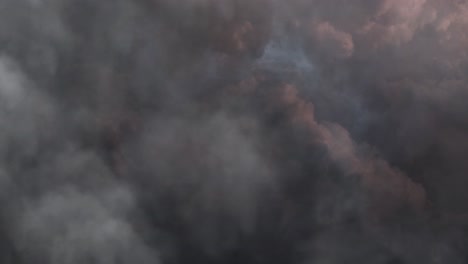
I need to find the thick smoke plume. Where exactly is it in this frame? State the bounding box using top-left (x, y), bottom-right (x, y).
top-left (1, 0), bottom-right (468, 263)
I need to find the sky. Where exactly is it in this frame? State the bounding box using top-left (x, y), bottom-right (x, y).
top-left (1, 0), bottom-right (468, 263)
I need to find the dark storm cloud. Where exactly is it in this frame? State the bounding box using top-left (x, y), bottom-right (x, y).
top-left (1, 0), bottom-right (468, 263)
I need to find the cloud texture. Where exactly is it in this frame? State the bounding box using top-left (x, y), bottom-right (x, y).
top-left (1, 0), bottom-right (468, 263)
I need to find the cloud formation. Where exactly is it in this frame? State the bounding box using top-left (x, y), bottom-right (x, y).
top-left (1, 0), bottom-right (468, 263)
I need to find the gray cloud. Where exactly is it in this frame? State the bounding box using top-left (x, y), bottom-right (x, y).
top-left (1, 0), bottom-right (468, 263)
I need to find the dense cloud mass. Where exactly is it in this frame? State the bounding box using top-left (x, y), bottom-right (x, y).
top-left (1, 0), bottom-right (468, 263)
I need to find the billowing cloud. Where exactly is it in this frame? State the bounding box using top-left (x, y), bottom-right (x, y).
top-left (307, 21), bottom-right (354, 59)
top-left (1, 0), bottom-right (468, 263)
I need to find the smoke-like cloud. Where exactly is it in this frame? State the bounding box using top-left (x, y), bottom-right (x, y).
top-left (1, 0), bottom-right (468, 263)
